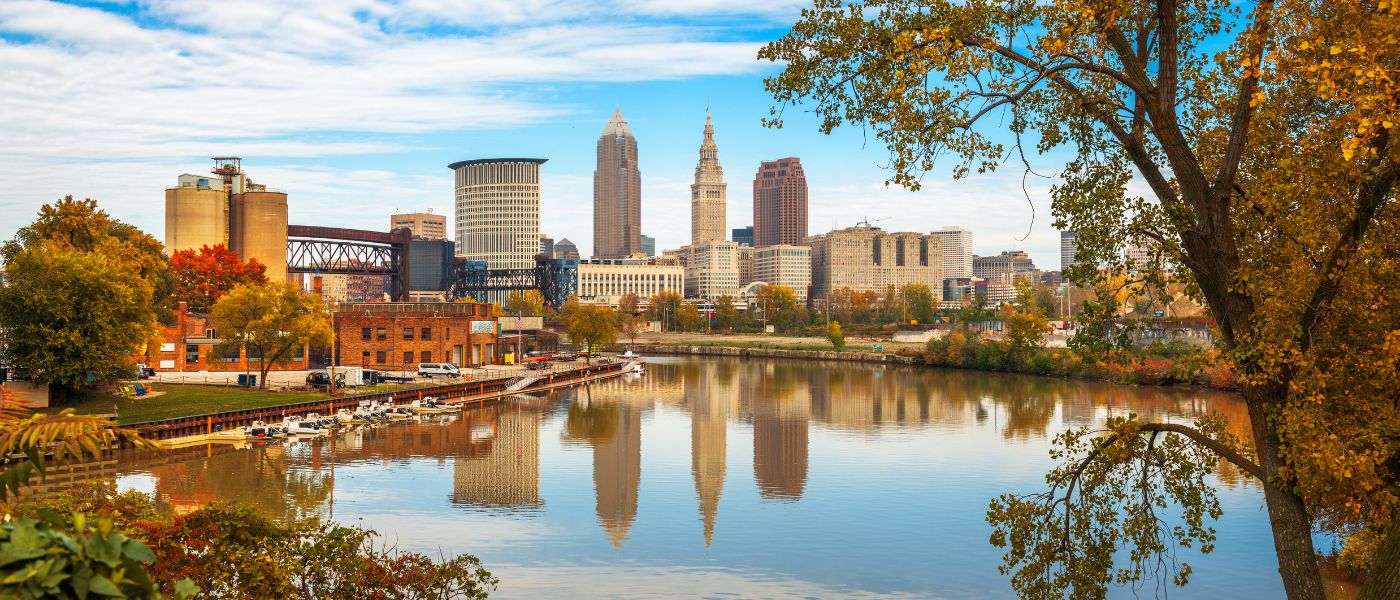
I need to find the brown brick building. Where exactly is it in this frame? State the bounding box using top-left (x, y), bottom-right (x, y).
top-left (142, 302), bottom-right (310, 372)
top-left (333, 302), bottom-right (499, 370)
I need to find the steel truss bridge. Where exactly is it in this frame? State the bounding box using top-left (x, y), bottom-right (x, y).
top-left (287, 226), bottom-right (412, 301)
top-left (448, 255), bottom-right (578, 310)
top-left (288, 226), bottom-right (577, 307)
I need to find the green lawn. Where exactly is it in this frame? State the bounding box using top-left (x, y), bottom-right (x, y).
top-left (46, 385), bottom-right (330, 424)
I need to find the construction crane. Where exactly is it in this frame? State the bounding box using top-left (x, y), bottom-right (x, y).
top-left (856, 216), bottom-right (890, 228)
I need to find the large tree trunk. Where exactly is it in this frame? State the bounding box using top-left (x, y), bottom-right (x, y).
top-left (1358, 517), bottom-right (1400, 599)
top-left (1245, 383), bottom-right (1327, 600)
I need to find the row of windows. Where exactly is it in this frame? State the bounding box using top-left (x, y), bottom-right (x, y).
top-left (362, 326), bottom-right (440, 341)
top-left (361, 350), bottom-right (432, 364)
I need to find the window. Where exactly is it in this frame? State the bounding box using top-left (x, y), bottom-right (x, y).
top-left (404, 351), bottom-right (414, 364)
top-left (376, 351), bottom-right (387, 363)
top-left (361, 327), bottom-right (371, 341)
top-left (376, 327), bottom-right (387, 341)
top-left (420, 351), bottom-right (431, 362)
top-left (361, 350), bottom-right (370, 365)
top-left (403, 327), bottom-right (414, 340)
top-left (421, 327), bottom-right (432, 340)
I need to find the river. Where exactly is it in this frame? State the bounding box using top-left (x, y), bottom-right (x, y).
top-left (113, 356), bottom-right (1291, 598)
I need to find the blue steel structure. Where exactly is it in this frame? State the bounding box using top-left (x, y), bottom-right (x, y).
top-left (448, 255), bottom-right (578, 310)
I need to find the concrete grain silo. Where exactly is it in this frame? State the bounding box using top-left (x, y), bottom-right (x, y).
top-left (230, 189), bottom-right (289, 282)
top-left (163, 175), bottom-right (228, 254)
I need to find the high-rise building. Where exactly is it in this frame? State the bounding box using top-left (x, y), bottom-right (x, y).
top-left (639, 235), bottom-right (655, 257)
top-left (390, 212), bottom-right (447, 240)
top-left (753, 158), bottom-right (808, 247)
top-left (973, 250), bottom-right (1037, 283)
top-left (449, 158), bottom-right (544, 270)
top-left (1125, 237), bottom-right (1168, 274)
top-left (684, 241), bottom-right (740, 300)
top-left (807, 225), bottom-right (943, 300)
top-left (930, 226), bottom-right (973, 279)
top-left (732, 226), bottom-right (753, 247)
top-left (540, 235), bottom-right (555, 258)
top-left (553, 238), bottom-right (581, 261)
top-left (753, 245), bottom-right (812, 303)
top-left (691, 111), bottom-right (727, 246)
top-left (594, 108), bottom-right (641, 259)
top-left (1060, 230), bottom-right (1078, 272)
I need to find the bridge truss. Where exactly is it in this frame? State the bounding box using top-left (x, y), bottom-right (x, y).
top-left (287, 226), bottom-right (411, 301)
top-left (448, 255), bottom-right (578, 310)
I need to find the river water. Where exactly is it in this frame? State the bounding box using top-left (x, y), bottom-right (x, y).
top-left (114, 356), bottom-right (1288, 598)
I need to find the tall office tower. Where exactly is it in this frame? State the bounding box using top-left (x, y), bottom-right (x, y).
top-left (391, 212), bottom-right (447, 240)
top-left (640, 235), bottom-right (655, 257)
top-left (594, 108), bottom-right (641, 259)
top-left (540, 235), bottom-right (555, 258)
top-left (753, 158), bottom-right (808, 247)
top-left (931, 226), bottom-right (974, 279)
top-left (1060, 230), bottom-right (1078, 272)
top-left (732, 226), bottom-right (753, 247)
top-left (553, 238), bottom-right (581, 261)
top-left (691, 111), bottom-right (727, 246)
top-left (449, 158), bottom-right (545, 273)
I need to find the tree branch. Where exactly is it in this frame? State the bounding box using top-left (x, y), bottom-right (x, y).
top-left (1213, 1), bottom-right (1275, 194)
top-left (1139, 422), bottom-right (1265, 481)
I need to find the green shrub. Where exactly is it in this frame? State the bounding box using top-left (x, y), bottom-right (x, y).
top-left (0, 512), bottom-right (196, 600)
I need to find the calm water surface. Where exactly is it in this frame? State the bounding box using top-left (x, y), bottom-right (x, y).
top-left (115, 356), bottom-right (1282, 599)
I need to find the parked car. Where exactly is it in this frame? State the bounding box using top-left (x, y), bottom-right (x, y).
top-left (417, 363), bottom-right (461, 378)
top-left (306, 371), bottom-right (345, 391)
top-left (524, 360), bottom-right (550, 371)
top-left (135, 363), bottom-right (155, 379)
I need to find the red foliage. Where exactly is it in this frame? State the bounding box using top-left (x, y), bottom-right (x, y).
top-left (169, 244), bottom-right (268, 312)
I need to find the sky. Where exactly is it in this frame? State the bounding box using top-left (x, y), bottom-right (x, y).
top-left (0, 0), bottom-right (1069, 270)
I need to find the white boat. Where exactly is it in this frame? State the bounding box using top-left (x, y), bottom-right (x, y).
top-left (411, 397), bottom-right (460, 414)
top-left (283, 415), bottom-right (326, 435)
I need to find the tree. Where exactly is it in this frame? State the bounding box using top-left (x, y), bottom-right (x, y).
top-left (714, 296), bottom-right (740, 330)
top-left (564, 305), bottom-right (618, 362)
top-left (676, 301), bottom-right (705, 332)
top-left (755, 285), bottom-right (799, 331)
top-left (1000, 302), bottom-right (1051, 368)
top-left (0, 245), bottom-right (158, 389)
top-left (505, 290), bottom-right (545, 317)
top-left (210, 282), bottom-right (332, 390)
top-left (618, 292), bottom-right (641, 316)
top-left (763, 2), bottom-right (1400, 598)
top-left (620, 314), bottom-right (645, 347)
top-left (900, 283), bottom-right (938, 324)
top-left (648, 291), bottom-right (682, 332)
top-left (169, 244), bottom-right (268, 313)
top-left (3, 197), bottom-right (173, 320)
top-left (827, 320), bottom-right (846, 350)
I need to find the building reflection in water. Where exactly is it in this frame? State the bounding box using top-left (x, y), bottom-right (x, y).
top-left (564, 386), bottom-right (644, 550)
top-left (686, 360), bottom-right (736, 548)
top-left (750, 363), bottom-right (809, 501)
top-left (452, 410), bottom-right (542, 510)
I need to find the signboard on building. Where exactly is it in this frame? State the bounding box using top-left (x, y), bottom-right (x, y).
top-left (470, 320), bottom-right (495, 334)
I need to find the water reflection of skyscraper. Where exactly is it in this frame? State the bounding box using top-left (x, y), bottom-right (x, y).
top-left (749, 364), bottom-right (810, 501)
top-left (594, 402), bottom-right (642, 549)
top-left (688, 359), bottom-right (735, 548)
top-left (452, 410), bottom-right (542, 509)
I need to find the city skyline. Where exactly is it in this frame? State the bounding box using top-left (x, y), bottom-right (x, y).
top-left (0, 2), bottom-right (1070, 270)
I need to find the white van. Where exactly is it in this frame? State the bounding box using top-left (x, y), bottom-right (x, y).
top-left (417, 363), bottom-right (461, 378)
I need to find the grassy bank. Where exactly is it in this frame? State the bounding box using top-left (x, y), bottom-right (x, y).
top-left (47, 385), bottom-right (330, 424)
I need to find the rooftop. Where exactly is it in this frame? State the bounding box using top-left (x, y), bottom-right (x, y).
top-left (447, 158), bottom-right (548, 170)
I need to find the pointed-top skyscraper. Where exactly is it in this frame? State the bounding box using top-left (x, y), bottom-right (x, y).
top-left (691, 111), bottom-right (727, 246)
top-left (594, 107), bottom-right (642, 259)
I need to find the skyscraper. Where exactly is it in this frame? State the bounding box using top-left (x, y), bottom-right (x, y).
top-left (639, 235), bottom-right (655, 257)
top-left (691, 111), bottom-right (727, 246)
top-left (450, 158), bottom-right (544, 271)
top-left (1060, 230), bottom-right (1078, 271)
top-left (594, 107), bottom-right (641, 258)
top-left (391, 212), bottom-right (447, 240)
top-left (930, 226), bottom-right (973, 279)
top-left (732, 226), bottom-right (753, 247)
top-left (753, 158), bottom-right (808, 247)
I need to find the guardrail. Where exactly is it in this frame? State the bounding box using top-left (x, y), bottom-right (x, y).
top-left (124, 361), bottom-right (623, 442)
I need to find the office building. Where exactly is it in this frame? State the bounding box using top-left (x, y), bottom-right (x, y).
top-left (1125, 237), bottom-right (1168, 273)
top-left (931, 226), bottom-right (974, 279)
top-left (408, 239), bottom-right (455, 294)
top-left (553, 238), bottom-right (581, 261)
top-left (752, 245), bottom-right (812, 303)
top-left (391, 212), bottom-right (447, 240)
top-left (450, 158), bottom-right (544, 272)
top-left (691, 111), bottom-right (727, 246)
top-left (540, 236), bottom-right (555, 258)
top-left (753, 158), bottom-right (808, 247)
top-left (576, 258), bottom-right (685, 306)
top-left (594, 108), bottom-right (642, 258)
top-left (640, 235), bottom-right (655, 257)
top-left (333, 302), bottom-right (499, 368)
top-left (684, 240), bottom-right (740, 300)
top-left (736, 246), bottom-right (754, 287)
top-left (1060, 230), bottom-right (1078, 272)
top-left (807, 225), bottom-right (943, 300)
top-left (732, 226), bottom-right (753, 247)
top-left (973, 251), bottom-right (1036, 283)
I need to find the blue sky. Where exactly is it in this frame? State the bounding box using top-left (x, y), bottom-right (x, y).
top-left (0, 0), bottom-right (1067, 269)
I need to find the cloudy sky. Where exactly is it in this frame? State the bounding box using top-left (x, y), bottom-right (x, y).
top-left (0, 0), bottom-right (1068, 269)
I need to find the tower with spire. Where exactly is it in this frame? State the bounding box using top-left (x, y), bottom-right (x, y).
top-left (594, 106), bottom-right (642, 259)
top-left (690, 110), bottom-right (727, 246)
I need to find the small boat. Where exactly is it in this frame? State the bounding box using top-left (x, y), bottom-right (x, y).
top-left (283, 415), bottom-right (326, 435)
top-left (382, 404), bottom-right (415, 419)
top-left (411, 397), bottom-right (460, 414)
top-left (212, 420), bottom-right (286, 439)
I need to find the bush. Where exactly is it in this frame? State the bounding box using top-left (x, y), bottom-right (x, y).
top-left (0, 512), bottom-right (196, 600)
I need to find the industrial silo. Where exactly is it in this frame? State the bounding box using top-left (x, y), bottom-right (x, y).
top-left (230, 190), bottom-right (289, 282)
top-left (163, 178), bottom-right (228, 254)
